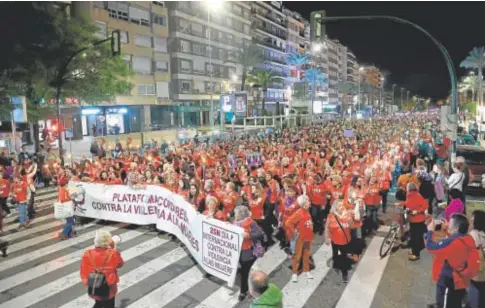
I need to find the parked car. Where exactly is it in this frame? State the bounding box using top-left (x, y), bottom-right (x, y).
top-left (457, 145), bottom-right (485, 192)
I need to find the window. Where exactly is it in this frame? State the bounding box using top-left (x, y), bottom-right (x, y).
top-left (181, 81), bottom-right (191, 92)
top-left (205, 45), bottom-right (212, 57)
top-left (180, 40), bottom-right (190, 52)
top-left (95, 21), bottom-right (107, 38)
top-left (180, 60), bottom-right (191, 73)
top-left (120, 30), bottom-right (128, 43)
top-left (243, 10), bottom-right (250, 19)
top-left (107, 2), bottom-right (128, 21)
top-left (152, 13), bottom-right (166, 26)
top-left (134, 35), bottom-right (151, 47)
top-left (122, 54), bottom-right (131, 68)
top-left (93, 1), bottom-right (106, 9)
top-left (206, 63), bottom-right (213, 73)
top-left (228, 67), bottom-right (236, 77)
top-left (226, 34), bottom-right (233, 42)
top-left (179, 18), bottom-right (189, 31)
top-left (153, 37), bottom-right (167, 52)
top-left (137, 84), bottom-right (155, 95)
top-left (193, 43), bottom-right (205, 56)
top-left (152, 1), bottom-right (164, 7)
top-left (243, 24), bottom-right (250, 34)
top-left (193, 59), bottom-right (205, 72)
top-left (155, 60), bottom-right (168, 72)
top-left (191, 23), bottom-right (203, 35)
top-left (225, 17), bottom-right (232, 27)
top-left (233, 4), bottom-right (241, 15)
top-left (132, 56), bottom-right (152, 74)
top-left (156, 82), bottom-right (169, 98)
top-left (129, 6), bottom-right (150, 26)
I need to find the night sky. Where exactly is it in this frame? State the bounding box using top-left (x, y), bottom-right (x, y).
top-left (284, 1), bottom-right (485, 99)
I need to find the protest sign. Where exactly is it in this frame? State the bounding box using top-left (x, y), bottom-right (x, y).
top-left (68, 182), bottom-right (244, 287)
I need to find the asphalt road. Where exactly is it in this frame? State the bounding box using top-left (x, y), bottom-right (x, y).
top-left (1, 188), bottom-right (481, 308)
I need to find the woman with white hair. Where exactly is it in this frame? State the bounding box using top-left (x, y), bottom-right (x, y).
top-left (233, 205), bottom-right (263, 302)
top-left (285, 195), bottom-right (314, 282)
top-left (80, 230), bottom-right (124, 308)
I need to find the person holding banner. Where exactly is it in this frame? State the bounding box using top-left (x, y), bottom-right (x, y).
top-left (59, 177), bottom-right (75, 240)
top-left (233, 206), bottom-right (264, 302)
top-left (203, 196), bottom-right (226, 221)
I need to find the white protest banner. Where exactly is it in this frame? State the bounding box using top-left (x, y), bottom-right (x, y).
top-left (68, 182), bottom-right (244, 287)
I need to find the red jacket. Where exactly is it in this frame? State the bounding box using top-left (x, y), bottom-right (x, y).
top-left (285, 208), bottom-right (313, 242)
top-left (80, 247), bottom-right (124, 300)
top-left (404, 191), bottom-right (428, 223)
top-left (426, 232), bottom-right (480, 290)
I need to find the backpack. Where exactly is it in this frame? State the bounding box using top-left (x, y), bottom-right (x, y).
top-left (87, 250), bottom-right (113, 299)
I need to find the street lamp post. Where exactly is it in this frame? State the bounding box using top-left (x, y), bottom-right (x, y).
top-left (407, 90), bottom-right (410, 105)
top-left (400, 87), bottom-right (405, 110)
top-left (206, 0), bottom-right (223, 134)
top-left (380, 76), bottom-right (385, 114)
top-left (310, 43), bottom-right (323, 122)
top-left (392, 84), bottom-right (397, 114)
top-left (357, 67), bottom-right (364, 113)
top-left (317, 15), bottom-right (459, 159)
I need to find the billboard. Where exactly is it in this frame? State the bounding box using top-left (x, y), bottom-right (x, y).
top-left (233, 92), bottom-right (247, 116)
top-left (11, 96), bottom-right (27, 123)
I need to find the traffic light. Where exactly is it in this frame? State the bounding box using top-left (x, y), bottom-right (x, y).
top-left (111, 30), bottom-right (121, 56)
top-left (310, 11), bottom-right (326, 42)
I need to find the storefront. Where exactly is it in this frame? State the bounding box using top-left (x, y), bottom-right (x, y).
top-left (80, 106), bottom-right (143, 136)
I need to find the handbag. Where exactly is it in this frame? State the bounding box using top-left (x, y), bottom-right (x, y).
top-left (54, 201), bottom-right (74, 219)
top-left (87, 250), bottom-right (113, 298)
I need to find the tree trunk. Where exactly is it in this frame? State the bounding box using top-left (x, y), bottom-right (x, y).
top-left (32, 122), bottom-right (40, 153)
top-left (240, 68), bottom-right (247, 92)
top-left (262, 88), bottom-right (267, 115)
top-left (479, 69), bottom-right (483, 121)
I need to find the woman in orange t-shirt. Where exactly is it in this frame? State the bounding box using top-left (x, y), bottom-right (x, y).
top-left (59, 177), bottom-right (75, 239)
top-left (363, 176), bottom-right (381, 233)
top-left (325, 200), bottom-right (354, 283)
top-left (11, 174), bottom-right (29, 229)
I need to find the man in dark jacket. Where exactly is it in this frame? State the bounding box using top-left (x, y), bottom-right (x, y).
top-left (249, 270), bottom-right (283, 308)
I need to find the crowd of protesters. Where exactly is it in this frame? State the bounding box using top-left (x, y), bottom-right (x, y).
top-left (0, 114), bottom-right (484, 307)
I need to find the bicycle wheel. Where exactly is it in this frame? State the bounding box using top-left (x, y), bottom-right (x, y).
top-left (379, 226), bottom-right (398, 258)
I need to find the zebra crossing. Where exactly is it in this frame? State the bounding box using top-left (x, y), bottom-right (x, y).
top-left (0, 188), bottom-right (437, 308)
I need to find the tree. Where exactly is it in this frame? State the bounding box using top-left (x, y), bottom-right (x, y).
top-left (0, 2), bottom-right (132, 152)
top-left (459, 74), bottom-right (479, 103)
top-left (286, 52), bottom-right (310, 68)
top-left (235, 43), bottom-right (263, 91)
top-left (460, 47), bottom-right (485, 120)
top-left (246, 71), bottom-right (282, 113)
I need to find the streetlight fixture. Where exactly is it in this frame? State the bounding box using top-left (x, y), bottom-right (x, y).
top-left (392, 84), bottom-right (397, 113)
top-left (400, 87), bottom-right (405, 110)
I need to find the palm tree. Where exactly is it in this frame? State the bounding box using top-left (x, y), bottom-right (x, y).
top-left (459, 75), bottom-right (479, 102)
top-left (245, 70), bottom-right (282, 113)
top-left (235, 43), bottom-right (263, 91)
top-left (286, 52), bottom-right (310, 69)
top-left (460, 47), bottom-right (485, 119)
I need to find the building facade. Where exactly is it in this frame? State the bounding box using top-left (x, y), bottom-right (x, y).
top-left (72, 1), bottom-right (170, 136)
top-left (166, 1), bottom-right (251, 126)
top-left (250, 1), bottom-right (289, 113)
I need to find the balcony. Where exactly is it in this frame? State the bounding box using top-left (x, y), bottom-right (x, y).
top-left (253, 24), bottom-right (287, 40)
top-left (253, 38), bottom-right (286, 53)
top-left (252, 9), bottom-right (286, 28)
top-left (264, 56), bottom-right (286, 65)
top-left (267, 82), bottom-right (284, 89)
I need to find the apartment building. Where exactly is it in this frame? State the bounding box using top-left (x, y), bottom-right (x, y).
top-left (323, 38), bottom-right (340, 105)
top-left (362, 65), bottom-right (383, 87)
top-left (250, 1), bottom-right (288, 111)
top-left (72, 1), bottom-right (170, 135)
top-left (166, 1), bottom-right (251, 125)
top-left (346, 50), bottom-right (358, 84)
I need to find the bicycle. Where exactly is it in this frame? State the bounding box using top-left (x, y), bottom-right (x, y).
top-left (379, 203), bottom-right (409, 258)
